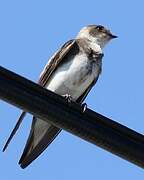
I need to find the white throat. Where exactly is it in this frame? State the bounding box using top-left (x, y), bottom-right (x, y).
top-left (88, 40), bottom-right (102, 54)
top-left (76, 31), bottom-right (107, 49)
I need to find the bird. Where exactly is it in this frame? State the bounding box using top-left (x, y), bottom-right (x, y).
top-left (3, 24), bottom-right (117, 168)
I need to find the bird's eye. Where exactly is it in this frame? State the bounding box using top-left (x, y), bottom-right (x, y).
top-left (96, 25), bottom-right (104, 31)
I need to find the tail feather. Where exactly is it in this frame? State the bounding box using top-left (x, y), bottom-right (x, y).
top-left (3, 111), bottom-right (26, 152)
top-left (19, 117), bottom-right (61, 168)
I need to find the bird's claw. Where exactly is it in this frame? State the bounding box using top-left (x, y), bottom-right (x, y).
top-left (81, 103), bottom-right (87, 113)
top-left (63, 94), bottom-right (73, 103)
top-left (63, 94), bottom-right (87, 112)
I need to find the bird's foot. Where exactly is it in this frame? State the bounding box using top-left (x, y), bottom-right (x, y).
top-left (63, 94), bottom-right (73, 103)
top-left (81, 103), bottom-right (87, 113)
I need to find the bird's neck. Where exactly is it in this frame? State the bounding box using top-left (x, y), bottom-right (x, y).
top-left (82, 38), bottom-right (103, 53)
top-left (88, 40), bottom-right (102, 53)
top-left (76, 32), bottom-right (105, 49)
top-left (76, 38), bottom-right (103, 56)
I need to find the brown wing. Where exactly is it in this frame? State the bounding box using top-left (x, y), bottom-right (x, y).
top-left (38, 39), bottom-right (76, 86)
top-left (77, 52), bottom-right (103, 103)
top-left (76, 77), bottom-right (99, 103)
top-left (19, 39), bottom-right (78, 168)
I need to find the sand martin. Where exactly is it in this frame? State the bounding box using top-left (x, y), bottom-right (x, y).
top-left (3, 25), bottom-right (117, 168)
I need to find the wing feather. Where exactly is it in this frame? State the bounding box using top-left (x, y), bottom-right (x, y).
top-left (19, 39), bottom-right (78, 168)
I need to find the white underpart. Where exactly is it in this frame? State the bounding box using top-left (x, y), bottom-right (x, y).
top-left (46, 43), bottom-right (102, 100)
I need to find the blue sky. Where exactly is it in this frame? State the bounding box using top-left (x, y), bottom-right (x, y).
top-left (0, 0), bottom-right (144, 179)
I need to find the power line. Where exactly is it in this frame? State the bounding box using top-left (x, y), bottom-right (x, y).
top-left (0, 65), bottom-right (144, 168)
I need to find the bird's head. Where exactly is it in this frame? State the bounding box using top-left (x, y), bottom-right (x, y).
top-left (77, 25), bottom-right (117, 49)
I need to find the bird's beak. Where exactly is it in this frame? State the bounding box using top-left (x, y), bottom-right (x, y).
top-left (110, 34), bottom-right (118, 39)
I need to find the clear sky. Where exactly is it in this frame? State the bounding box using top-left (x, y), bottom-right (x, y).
top-left (0, 0), bottom-right (144, 179)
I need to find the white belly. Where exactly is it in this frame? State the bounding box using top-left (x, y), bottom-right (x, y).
top-left (45, 54), bottom-right (100, 100)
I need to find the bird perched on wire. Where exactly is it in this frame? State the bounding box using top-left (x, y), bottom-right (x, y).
top-left (3, 24), bottom-right (117, 168)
